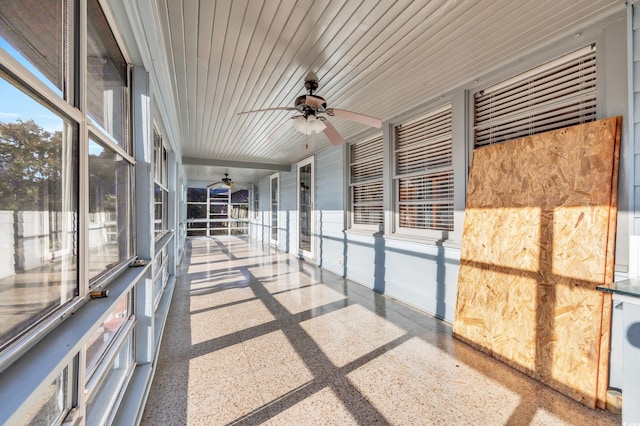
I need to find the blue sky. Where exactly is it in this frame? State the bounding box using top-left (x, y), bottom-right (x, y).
top-left (0, 38), bottom-right (64, 134)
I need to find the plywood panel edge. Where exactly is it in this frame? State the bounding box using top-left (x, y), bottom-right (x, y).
top-left (596, 116), bottom-right (622, 409)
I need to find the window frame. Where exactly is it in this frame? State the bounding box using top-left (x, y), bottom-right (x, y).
top-left (153, 124), bottom-right (169, 240)
top-left (270, 172), bottom-right (280, 245)
top-left (84, 316), bottom-right (135, 425)
top-left (349, 133), bottom-right (384, 232)
top-left (392, 103), bottom-right (455, 240)
top-left (86, 128), bottom-right (136, 287)
top-left (20, 362), bottom-right (73, 426)
top-left (0, 29), bottom-right (84, 364)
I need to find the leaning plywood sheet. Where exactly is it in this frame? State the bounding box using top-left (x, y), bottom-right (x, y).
top-left (453, 117), bottom-right (621, 408)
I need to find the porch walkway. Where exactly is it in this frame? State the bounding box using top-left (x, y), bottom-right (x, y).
top-left (141, 236), bottom-right (618, 425)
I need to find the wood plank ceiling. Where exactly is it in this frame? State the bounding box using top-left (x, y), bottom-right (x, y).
top-left (152, 0), bottom-right (623, 185)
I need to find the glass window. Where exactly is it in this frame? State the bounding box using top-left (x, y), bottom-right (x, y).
top-left (85, 294), bottom-right (129, 379)
top-left (86, 0), bottom-right (129, 149)
top-left (153, 246), bottom-right (168, 308)
top-left (395, 105), bottom-right (454, 234)
top-left (350, 135), bottom-right (383, 230)
top-left (22, 367), bottom-right (69, 425)
top-left (0, 75), bottom-right (78, 352)
top-left (153, 128), bottom-right (168, 239)
top-left (474, 46), bottom-right (596, 148)
top-left (187, 204), bottom-right (207, 219)
top-left (209, 204), bottom-right (227, 218)
top-left (88, 138), bottom-right (133, 280)
top-left (270, 174), bottom-right (278, 243)
top-left (187, 188), bottom-right (207, 203)
top-left (154, 183), bottom-right (167, 237)
top-left (0, 0), bottom-right (66, 96)
top-left (86, 332), bottom-right (133, 425)
top-left (252, 187), bottom-right (259, 220)
top-left (209, 187), bottom-right (228, 201)
top-left (231, 190), bottom-right (248, 204)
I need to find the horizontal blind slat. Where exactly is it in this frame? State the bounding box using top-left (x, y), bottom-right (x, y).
top-left (474, 46), bottom-right (596, 148)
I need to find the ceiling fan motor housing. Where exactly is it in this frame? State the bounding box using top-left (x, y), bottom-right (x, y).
top-left (304, 79), bottom-right (319, 92)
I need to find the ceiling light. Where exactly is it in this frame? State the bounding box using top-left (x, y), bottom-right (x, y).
top-left (292, 115), bottom-right (326, 135)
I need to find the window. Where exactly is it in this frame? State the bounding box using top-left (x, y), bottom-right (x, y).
top-left (153, 246), bottom-right (168, 309)
top-left (186, 187), bottom-right (249, 236)
top-left (209, 187), bottom-right (249, 235)
top-left (86, 0), bottom-right (129, 149)
top-left (0, 75), bottom-right (79, 353)
top-left (394, 104), bottom-right (454, 234)
top-left (85, 294), bottom-right (130, 381)
top-left (474, 45), bottom-right (596, 148)
top-left (229, 189), bottom-right (249, 234)
top-left (85, 330), bottom-right (134, 425)
top-left (88, 137), bottom-right (134, 281)
top-left (21, 366), bottom-right (70, 425)
top-left (186, 188), bottom-right (207, 237)
top-left (350, 134), bottom-right (383, 230)
top-left (153, 127), bottom-right (169, 239)
top-left (270, 173), bottom-right (279, 244)
top-left (252, 185), bottom-right (259, 220)
top-left (0, 0), bottom-right (67, 97)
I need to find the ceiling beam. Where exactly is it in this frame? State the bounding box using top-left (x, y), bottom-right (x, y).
top-left (182, 156), bottom-right (291, 172)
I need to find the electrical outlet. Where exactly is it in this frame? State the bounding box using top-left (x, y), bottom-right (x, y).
top-left (338, 258), bottom-right (343, 267)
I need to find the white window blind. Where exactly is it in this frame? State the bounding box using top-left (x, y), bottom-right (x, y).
top-left (350, 134), bottom-right (383, 227)
top-left (474, 45), bottom-right (596, 147)
top-left (395, 105), bottom-right (453, 232)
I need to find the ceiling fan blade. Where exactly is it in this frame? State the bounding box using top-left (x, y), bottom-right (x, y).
top-left (326, 108), bottom-right (382, 128)
top-left (237, 106), bottom-right (296, 115)
top-left (322, 120), bottom-right (345, 146)
top-left (305, 95), bottom-right (325, 108)
top-left (207, 181), bottom-right (222, 189)
top-left (230, 182), bottom-right (237, 191)
top-left (267, 118), bottom-right (294, 141)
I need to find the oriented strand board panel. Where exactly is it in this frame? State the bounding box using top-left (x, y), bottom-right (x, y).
top-left (453, 117), bottom-right (621, 408)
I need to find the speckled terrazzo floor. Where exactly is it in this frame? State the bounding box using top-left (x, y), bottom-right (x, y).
top-left (141, 236), bottom-right (620, 425)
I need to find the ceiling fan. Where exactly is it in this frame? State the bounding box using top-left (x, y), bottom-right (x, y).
top-left (207, 173), bottom-right (242, 191)
top-left (238, 79), bottom-right (382, 146)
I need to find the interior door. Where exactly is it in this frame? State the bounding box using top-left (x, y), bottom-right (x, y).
top-left (297, 157), bottom-right (314, 260)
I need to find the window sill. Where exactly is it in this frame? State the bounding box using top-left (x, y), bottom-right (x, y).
top-left (384, 233), bottom-right (461, 250)
top-left (344, 229), bottom-right (384, 238)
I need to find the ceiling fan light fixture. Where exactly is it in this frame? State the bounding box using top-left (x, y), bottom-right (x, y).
top-left (293, 115), bottom-right (326, 135)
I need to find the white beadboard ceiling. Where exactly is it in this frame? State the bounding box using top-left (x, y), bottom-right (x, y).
top-left (149, 0), bottom-right (624, 185)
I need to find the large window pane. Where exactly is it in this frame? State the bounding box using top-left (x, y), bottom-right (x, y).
top-left (88, 138), bottom-right (133, 280)
top-left (394, 105), bottom-right (454, 233)
top-left (154, 183), bottom-right (166, 238)
top-left (271, 176), bottom-right (278, 242)
top-left (231, 190), bottom-right (248, 204)
top-left (187, 204), bottom-right (206, 219)
top-left (85, 295), bottom-right (129, 380)
top-left (0, 0), bottom-right (66, 96)
top-left (86, 332), bottom-right (133, 425)
top-left (350, 135), bottom-right (383, 228)
top-left (22, 367), bottom-right (68, 425)
top-left (86, 0), bottom-right (129, 149)
top-left (0, 76), bottom-right (78, 351)
top-left (186, 188), bottom-right (206, 203)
